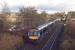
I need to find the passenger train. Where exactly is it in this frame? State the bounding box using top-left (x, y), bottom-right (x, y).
top-left (23, 18), bottom-right (61, 42)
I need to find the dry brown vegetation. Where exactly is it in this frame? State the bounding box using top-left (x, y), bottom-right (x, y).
top-left (0, 33), bottom-right (23, 50)
top-left (59, 21), bottom-right (75, 50)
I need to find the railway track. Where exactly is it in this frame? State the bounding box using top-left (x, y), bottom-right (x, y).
top-left (16, 21), bottom-right (64, 50)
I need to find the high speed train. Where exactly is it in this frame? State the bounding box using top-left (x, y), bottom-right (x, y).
top-left (23, 18), bottom-right (61, 42)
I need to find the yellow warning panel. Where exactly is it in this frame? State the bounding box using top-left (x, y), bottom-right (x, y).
top-left (29, 36), bottom-right (38, 40)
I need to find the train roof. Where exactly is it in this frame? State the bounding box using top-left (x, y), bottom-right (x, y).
top-left (37, 18), bottom-right (61, 30)
top-left (37, 21), bottom-right (53, 30)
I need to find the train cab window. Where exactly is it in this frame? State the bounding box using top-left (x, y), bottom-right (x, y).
top-left (34, 31), bottom-right (40, 36)
top-left (28, 32), bottom-right (33, 36)
top-left (34, 31), bottom-right (38, 35)
top-left (37, 31), bottom-right (40, 36)
top-left (28, 31), bottom-right (40, 36)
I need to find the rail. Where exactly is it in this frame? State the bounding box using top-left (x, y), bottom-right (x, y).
top-left (42, 22), bottom-right (64, 50)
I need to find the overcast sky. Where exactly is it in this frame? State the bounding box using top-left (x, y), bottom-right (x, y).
top-left (0, 0), bottom-right (75, 13)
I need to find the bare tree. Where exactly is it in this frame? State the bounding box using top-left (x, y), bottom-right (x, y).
top-left (1, 2), bottom-right (10, 15)
top-left (40, 11), bottom-right (47, 23)
top-left (18, 7), bottom-right (47, 28)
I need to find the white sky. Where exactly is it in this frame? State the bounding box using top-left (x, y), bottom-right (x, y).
top-left (0, 0), bottom-right (75, 13)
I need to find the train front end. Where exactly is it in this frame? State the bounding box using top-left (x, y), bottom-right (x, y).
top-left (28, 29), bottom-right (40, 40)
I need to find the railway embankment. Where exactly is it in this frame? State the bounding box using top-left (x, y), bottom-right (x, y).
top-left (59, 21), bottom-right (75, 50)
